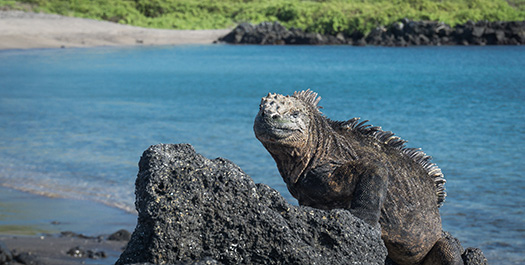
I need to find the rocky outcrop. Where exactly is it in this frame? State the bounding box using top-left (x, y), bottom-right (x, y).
top-left (367, 19), bottom-right (525, 46)
top-left (453, 20), bottom-right (525, 45)
top-left (116, 144), bottom-right (387, 265)
top-left (462, 248), bottom-right (488, 265)
top-left (219, 22), bottom-right (348, 45)
top-left (0, 242), bottom-right (13, 264)
top-left (219, 20), bottom-right (525, 46)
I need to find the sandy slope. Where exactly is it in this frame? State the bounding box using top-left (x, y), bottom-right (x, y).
top-left (0, 11), bottom-right (231, 50)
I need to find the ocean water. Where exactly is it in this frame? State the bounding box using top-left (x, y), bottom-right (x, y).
top-left (0, 45), bottom-right (523, 264)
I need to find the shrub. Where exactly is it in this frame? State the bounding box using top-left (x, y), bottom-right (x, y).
top-left (2, 0), bottom-right (524, 33)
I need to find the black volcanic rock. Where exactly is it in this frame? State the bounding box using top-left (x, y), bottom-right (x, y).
top-left (108, 229), bottom-right (132, 241)
top-left (219, 22), bottom-right (290, 44)
top-left (0, 241), bottom-right (13, 264)
top-left (116, 144), bottom-right (387, 265)
top-left (218, 20), bottom-right (525, 46)
top-left (462, 248), bottom-right (488, 265)
top-left (219, 21), bottom-right (347, 45)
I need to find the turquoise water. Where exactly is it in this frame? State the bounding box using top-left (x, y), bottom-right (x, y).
top-left (0, 45), bottom-right (523, 264)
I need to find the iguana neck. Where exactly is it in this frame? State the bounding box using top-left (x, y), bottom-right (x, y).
top-left (265, 115), bottom-right (353, 185)
top-left (264, 142), bottom-right (311, 186)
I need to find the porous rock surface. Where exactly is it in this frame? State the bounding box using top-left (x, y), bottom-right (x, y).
top-left (116, 143), bottom-right (387, 265)
top-left (462, 248), bottom-right (488, 265)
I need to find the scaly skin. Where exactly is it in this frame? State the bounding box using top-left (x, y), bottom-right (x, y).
top-left (254, 90), bottom-right (463, 265)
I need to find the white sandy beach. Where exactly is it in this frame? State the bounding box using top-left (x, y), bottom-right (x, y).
top-left (0, 11), bottom-right (231, 50)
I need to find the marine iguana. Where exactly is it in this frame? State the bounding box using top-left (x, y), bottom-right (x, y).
top-left (253, 90), bottom-right (463, 265)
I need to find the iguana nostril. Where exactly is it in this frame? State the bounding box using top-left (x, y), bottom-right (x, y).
top-left (272, 114), bottom-right (280, 119)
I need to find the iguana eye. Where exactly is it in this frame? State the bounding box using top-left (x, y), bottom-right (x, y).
top-left (291, 111), bottom-right (300, 118)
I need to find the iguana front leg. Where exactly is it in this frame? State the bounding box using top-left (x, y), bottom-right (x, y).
top-left (338, 160), bottom-right (389, 226)
top-left (293, 160), bottom-right (388, 227)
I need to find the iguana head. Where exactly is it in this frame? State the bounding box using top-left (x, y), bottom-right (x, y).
top-left (254, 90), bottom-right (320, 148)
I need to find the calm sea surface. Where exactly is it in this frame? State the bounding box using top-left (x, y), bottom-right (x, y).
top-left (0, 45), bottom-right (523, 263)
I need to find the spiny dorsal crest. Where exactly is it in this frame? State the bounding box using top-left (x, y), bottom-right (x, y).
top-left (342, 117), bottom-right (447, 207)
top-left (293, 89), bottom-right (322, 108)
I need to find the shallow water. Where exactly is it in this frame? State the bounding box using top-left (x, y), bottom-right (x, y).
top-left (0, 186), bottom-right (135, 236)
top-left (0, 45), bottom-right (523, 263)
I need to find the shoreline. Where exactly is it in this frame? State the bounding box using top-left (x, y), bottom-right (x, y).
top-left (0, 186), bottom-right (136, 236)
top-left (0, 186), bottom-right (136, 264)
top-left (0, 10), bottom-right (230, 50)
top-left (2, 10), bottom-right (523, 50)
top-left (0, 232), bottom-right (129, 265)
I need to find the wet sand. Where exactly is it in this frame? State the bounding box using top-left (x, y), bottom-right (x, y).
top-left (0, 233), bottom-right (128, 265)
top-left (0, 11), bottom-right (230, 50)
top-left (0, 186), bottom-right (136, 264)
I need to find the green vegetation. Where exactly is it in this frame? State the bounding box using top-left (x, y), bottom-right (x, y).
top-left (507, 0), bottom-right (525, 12)
top-left (1, 0), bottom-right (524, 34)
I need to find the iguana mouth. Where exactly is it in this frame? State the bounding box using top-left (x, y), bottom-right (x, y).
top-left (254, 120), bottom-right (298, 141)
top-left (269, 127), bottom-right (301, 140)
top-left (254, 112), bottom-right (302, 141)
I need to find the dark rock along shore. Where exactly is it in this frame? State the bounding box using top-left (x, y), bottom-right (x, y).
top-left (0, 230), bottom-right (131, 265)
top-left (117, 143), bottom-right (487, 265)
top-left (219, 19), bottom-right (525, 46)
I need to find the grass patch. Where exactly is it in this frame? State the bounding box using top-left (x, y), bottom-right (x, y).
top-left (1, 0), bottom-right (524, 34)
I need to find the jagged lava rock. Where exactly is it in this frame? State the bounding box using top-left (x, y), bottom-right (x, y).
top-left (219, 20), bottom-right (525, 46)
top-left (116, 144), bottom-right (387, 265)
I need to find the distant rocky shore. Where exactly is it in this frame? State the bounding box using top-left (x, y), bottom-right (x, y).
top-left (219, 19), bottom-right (525, 46)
